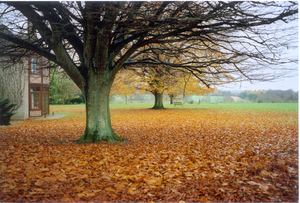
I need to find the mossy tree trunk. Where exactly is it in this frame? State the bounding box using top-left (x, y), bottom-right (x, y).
top-left (152, 91), bottom-right (164, 109)
top-left (78, 70), bottom-right (123, 143)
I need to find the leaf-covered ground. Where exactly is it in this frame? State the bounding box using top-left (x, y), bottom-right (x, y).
top-left (0, 104), bottom-right (298, 202)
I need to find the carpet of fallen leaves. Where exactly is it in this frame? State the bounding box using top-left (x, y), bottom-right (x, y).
top-left (0, 105), bottom-right (298, 202)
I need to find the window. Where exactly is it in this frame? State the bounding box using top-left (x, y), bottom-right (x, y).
top-left (31, 58), bottom-right (39, 74)
top-left (30, 87), bottom-right (40, 92)
top-left (30, 87), bottom-right (41, 110)
top-left (31, 93), bottom-right (40, 109)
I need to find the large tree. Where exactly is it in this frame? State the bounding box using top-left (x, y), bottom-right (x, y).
top-left (0, 2), bottom-right (297, 142)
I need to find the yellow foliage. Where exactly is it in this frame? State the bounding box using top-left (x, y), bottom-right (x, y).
top-left (111, 69), bottom-right (138, 97)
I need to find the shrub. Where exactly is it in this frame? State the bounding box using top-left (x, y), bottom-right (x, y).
top-left (0, 99), bottom-right (16, 125)
top-left (67, 93), bottom-right (85, 104)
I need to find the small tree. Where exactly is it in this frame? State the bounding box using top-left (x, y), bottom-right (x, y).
top-left (0, 99), bottom-right (16, 125)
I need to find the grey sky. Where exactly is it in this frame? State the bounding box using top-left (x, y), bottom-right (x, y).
top-left (220, 74), bottom-right (298, 91)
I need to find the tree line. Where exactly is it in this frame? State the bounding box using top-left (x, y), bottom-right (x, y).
top-left (239, 90), bottom-right (298, 103)
top-left (50, 68), bottom-right (298, 105)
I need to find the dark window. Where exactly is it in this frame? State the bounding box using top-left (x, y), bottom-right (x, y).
top-left (30, 87), bottom-right (40, 92)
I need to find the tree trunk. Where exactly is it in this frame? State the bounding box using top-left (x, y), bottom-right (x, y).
top-left (169, 94), bottom-right (174, 104)
top-left (183, 82), bottom-right (187, 104)
top-left (78, 70), bottom-right (123, 143)
top-left (152, 91), bottom-right (164, 109)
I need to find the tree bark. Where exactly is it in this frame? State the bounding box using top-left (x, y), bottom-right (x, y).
top-left (169, 94), bottom-right (174, 104)
top-left (152, 91), bottom-right (164, 109)
top-left (183, 80), bottom-right (187, 104)
top-left (78, 70), bottom-right (123, 143)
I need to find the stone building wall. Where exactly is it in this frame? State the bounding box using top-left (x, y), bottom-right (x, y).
top-left (0, 58), bottom-right (29, 119)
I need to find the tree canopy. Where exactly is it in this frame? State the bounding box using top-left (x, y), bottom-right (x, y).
top-left (0, 1), bottom-right (297, 142)
top-left (0, 2), bottom-right (297, 85)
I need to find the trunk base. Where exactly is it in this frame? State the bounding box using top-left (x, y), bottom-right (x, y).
top-left (152, 92), bottom-right (165, 109)
top-left (77, 130), bottom-right (125, 143)
top-left (151, 106), bottom-right (165, 109)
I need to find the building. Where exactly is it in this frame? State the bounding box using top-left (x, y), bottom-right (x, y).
top-left (0, 25), bottom-right (50, 119)
top-left (0, 56), bottom-right (50, 119)
top-left (28, 56), bottom-right (50, 117)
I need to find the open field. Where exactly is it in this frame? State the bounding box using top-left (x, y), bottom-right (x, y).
top-left (0, 103), bottom-right (298, 202)
top-left (51, 102), bottom-right (299, 112)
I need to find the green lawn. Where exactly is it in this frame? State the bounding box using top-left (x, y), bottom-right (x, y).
top-left (50, 102), bottom-right (298, 117)
top-left (112, 102), bottom-right (298, 112)
top-left (178, 102), bottom-right (299, 112)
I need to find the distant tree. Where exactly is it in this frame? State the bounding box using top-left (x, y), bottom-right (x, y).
top-left (134, 67), bottom-right (216, 108)
top-left (0, 2), bottom-right (297, 142)
top-left (129, 37), bottom-right (232, 108)
top-left (293, 92), bottom-right (298, 102)
top-left (248, 93), bottom-right (259, 102)
top-left (239, 92), bottom-right (248, 99)
top-left (239, 89), bottom-right (298, 103)
top-left (164, 71), bottom-right (216, 104)
top-left (134, 67), bottom-right (168, 109)
top-left (50, 67), bottom-right (82, 104)
top-left (110, 69), bottom-right (137, 104)
top-left (257, 99), bottom-right (263, 103)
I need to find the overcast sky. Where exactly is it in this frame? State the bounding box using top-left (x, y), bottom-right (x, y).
top-left (220, 74), bottom-right (298, 91)
top-left (222, 21), bottom-right (298, 92)
top-left (220, 46), bottom-right (299, 91)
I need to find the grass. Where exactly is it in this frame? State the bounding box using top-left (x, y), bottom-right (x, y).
top-left (179, 102), bottom-right (299, 112)
top-left (50, 102), bottom-right (298, 117)
top-left (113, 102), bottom-right (299, 112)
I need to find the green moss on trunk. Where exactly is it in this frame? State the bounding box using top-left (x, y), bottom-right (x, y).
top-left (78, 129), bottom-right (123, 143)
top-left (77, 70), bottom-right (124, 143)
top-left (152, 91), bottom-right (165, 109)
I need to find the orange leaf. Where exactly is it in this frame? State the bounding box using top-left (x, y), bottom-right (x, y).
top-left (144, 177), bottom-right (162, 186)
top-left (105, 188), bottom-right (115, 192)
